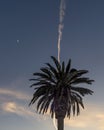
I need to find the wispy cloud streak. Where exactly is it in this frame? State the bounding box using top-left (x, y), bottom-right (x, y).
top-left (2, 102), bottom-right (34, 118)
top-left (0, 88), bottom-right (30, 100)
top-left (0, 88), bottom-right (104, 130)
top-left (0, 88), bottom-right (44, 121)
top-left (58, 0), bottom-right (66, 62)
top-left (64, 104), bottom-right (104, 130)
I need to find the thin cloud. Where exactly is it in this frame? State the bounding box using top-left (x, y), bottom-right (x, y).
top-left (0, 87), bottom-right (104, 130)
top-left (2, 102), bottom-right (34, 117)
top-left (0, 88), bottom-right (44, 121)
top-left (0, 88), bottom-right (30, 100)
top-left (0, 102), bottom-right (47, 122)
top-left (45, 103), bottom-right (104, 129)
top-left (1, 101), bottom-right (104, 130)
top-left (64, 104), bottom-right (104, 130)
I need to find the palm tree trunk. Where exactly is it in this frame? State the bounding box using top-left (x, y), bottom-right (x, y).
top-left (57, 117), bottom-right (64, 130)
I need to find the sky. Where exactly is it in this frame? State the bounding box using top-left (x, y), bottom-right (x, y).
top-left (0, 0), bottom-right (104, 130)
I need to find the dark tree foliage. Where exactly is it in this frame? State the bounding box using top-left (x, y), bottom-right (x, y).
top-left (29, 56), bottom-right (94, 119)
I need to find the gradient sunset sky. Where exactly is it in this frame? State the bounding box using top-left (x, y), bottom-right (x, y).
top-left (0, 0), bottom-right (104, 130)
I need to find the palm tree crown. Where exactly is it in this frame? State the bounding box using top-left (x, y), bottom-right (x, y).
top-left (29, 56), bottom-right (94, 119)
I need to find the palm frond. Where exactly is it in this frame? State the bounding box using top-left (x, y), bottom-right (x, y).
top-left (51, 56), bottom-right (61, 72)
top-left (46, 63), bottom-right (59, 80)
top-left (29, 85), bottom-right (53, 105)
top-left (71, 87), bottom-right (94, 96)
top-left (50, 101), bottom-right (55, 118)
top-left (37, 95), bottom-right (47, 111)
top-left (70, 93), bottom-right (84, 116)
top-left (66, 59), bottom-right (71, 74)
top-left (33, 72), bottom-right (49, 79)
top-left (67, 104), bottom-right (71, 118)
top-left (62, 61), bottom-right (65, 73)
top-left (77, 70), bottom-right (89, 76)
top-left (71, 77), bottom-right (94, 85)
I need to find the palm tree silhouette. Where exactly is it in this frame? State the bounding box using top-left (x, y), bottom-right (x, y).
top-left (29, 56), bottom-right (94, 130)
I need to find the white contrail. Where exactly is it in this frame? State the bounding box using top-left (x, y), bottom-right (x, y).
top-left (53, 0), bottom-right (66, 129)
top-left (58, 0), bottom-right (66, 63)
top-left (53, 114), bottom-right (57, 130)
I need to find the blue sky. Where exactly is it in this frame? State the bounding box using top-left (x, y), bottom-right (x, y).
top-left (0, 0), bottom-right (104, 130)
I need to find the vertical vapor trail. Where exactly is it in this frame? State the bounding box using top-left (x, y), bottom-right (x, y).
top-left (53, 0), bottom-right (66, 129)
top-left (53, 114), bottom-right (57, 130)
top-left (58, 0), bottom-right (66, 63)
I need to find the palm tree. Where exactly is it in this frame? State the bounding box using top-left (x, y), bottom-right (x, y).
top-left (29, 56), bottom-right (94, 130)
